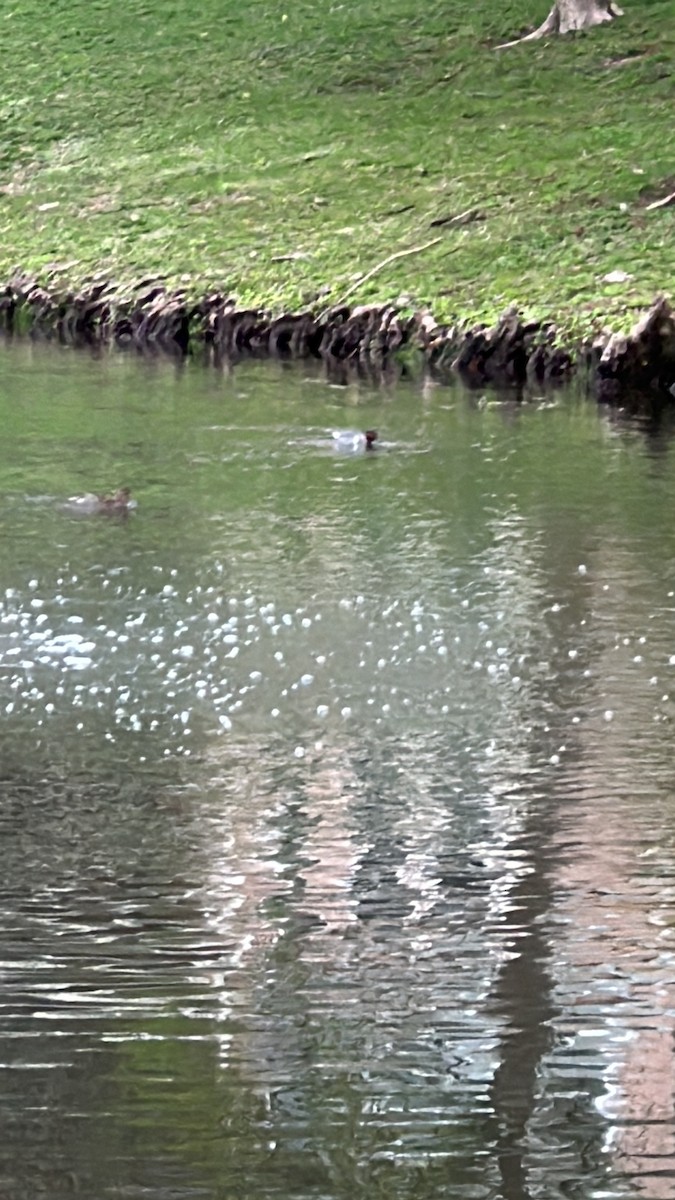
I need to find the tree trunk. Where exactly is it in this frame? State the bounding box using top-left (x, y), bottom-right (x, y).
top-left (497, 0), bottom-right (624, 48)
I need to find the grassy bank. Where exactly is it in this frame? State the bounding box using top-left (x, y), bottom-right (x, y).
top-left (1, 0), bottom-right (673, 335)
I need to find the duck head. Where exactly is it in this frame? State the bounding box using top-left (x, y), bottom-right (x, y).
top-left (97, 487), bottom-right (133, 511)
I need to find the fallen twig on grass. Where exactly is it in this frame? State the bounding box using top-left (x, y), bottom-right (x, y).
top-left (329, 238), bottom-right (443, 311)
top-left (645, 192), bottom-right (675, 211)
top-left (430, 207), bottom-right (484, 229)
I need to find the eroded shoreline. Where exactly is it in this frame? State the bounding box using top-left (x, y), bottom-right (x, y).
top-left (1, 271), bottom-right (673, 401)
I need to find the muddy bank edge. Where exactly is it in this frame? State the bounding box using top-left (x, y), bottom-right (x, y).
top-left (1, 271), bottom-right (673, 401)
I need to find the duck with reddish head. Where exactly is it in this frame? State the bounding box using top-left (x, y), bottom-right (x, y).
top-left (63, 487), bottom-right (137, 517)
top-left (332, 429), bottom-right (378, 452)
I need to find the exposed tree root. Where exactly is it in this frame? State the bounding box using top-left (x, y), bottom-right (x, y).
top-left (497, 0), bottom-right (623, 49)
top-left (594, 296), bottom-right (675, 400)
top-left (0, 270), bottom-right (673, 402)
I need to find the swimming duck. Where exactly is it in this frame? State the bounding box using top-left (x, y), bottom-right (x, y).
top-left (64, 487), bottom-right (136, 516)
top-left (332, 429), bottom-right (378, 451)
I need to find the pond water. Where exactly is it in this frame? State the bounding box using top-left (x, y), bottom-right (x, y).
top-left (2, 339), bottom-right (675, 1200)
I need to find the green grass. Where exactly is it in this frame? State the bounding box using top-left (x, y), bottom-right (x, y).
top-left (0, 0), bottom-right (673, 335)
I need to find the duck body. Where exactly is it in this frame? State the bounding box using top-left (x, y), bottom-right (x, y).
top-left (63, 487), bottom-right (136, 516)
top-left (331, 429), bottom-right (378, 452)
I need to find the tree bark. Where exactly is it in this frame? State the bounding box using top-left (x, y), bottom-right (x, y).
top-left (497, 0), bottom-right (624, 48)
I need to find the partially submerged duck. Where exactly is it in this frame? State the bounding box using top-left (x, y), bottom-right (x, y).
top-left (332, 429), bottom-right (378, 452)
top-left (64, 487), bottom-right (136, 516)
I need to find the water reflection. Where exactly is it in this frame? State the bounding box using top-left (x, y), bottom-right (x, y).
top-left (2, 342), bottom-right (675, 1198)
